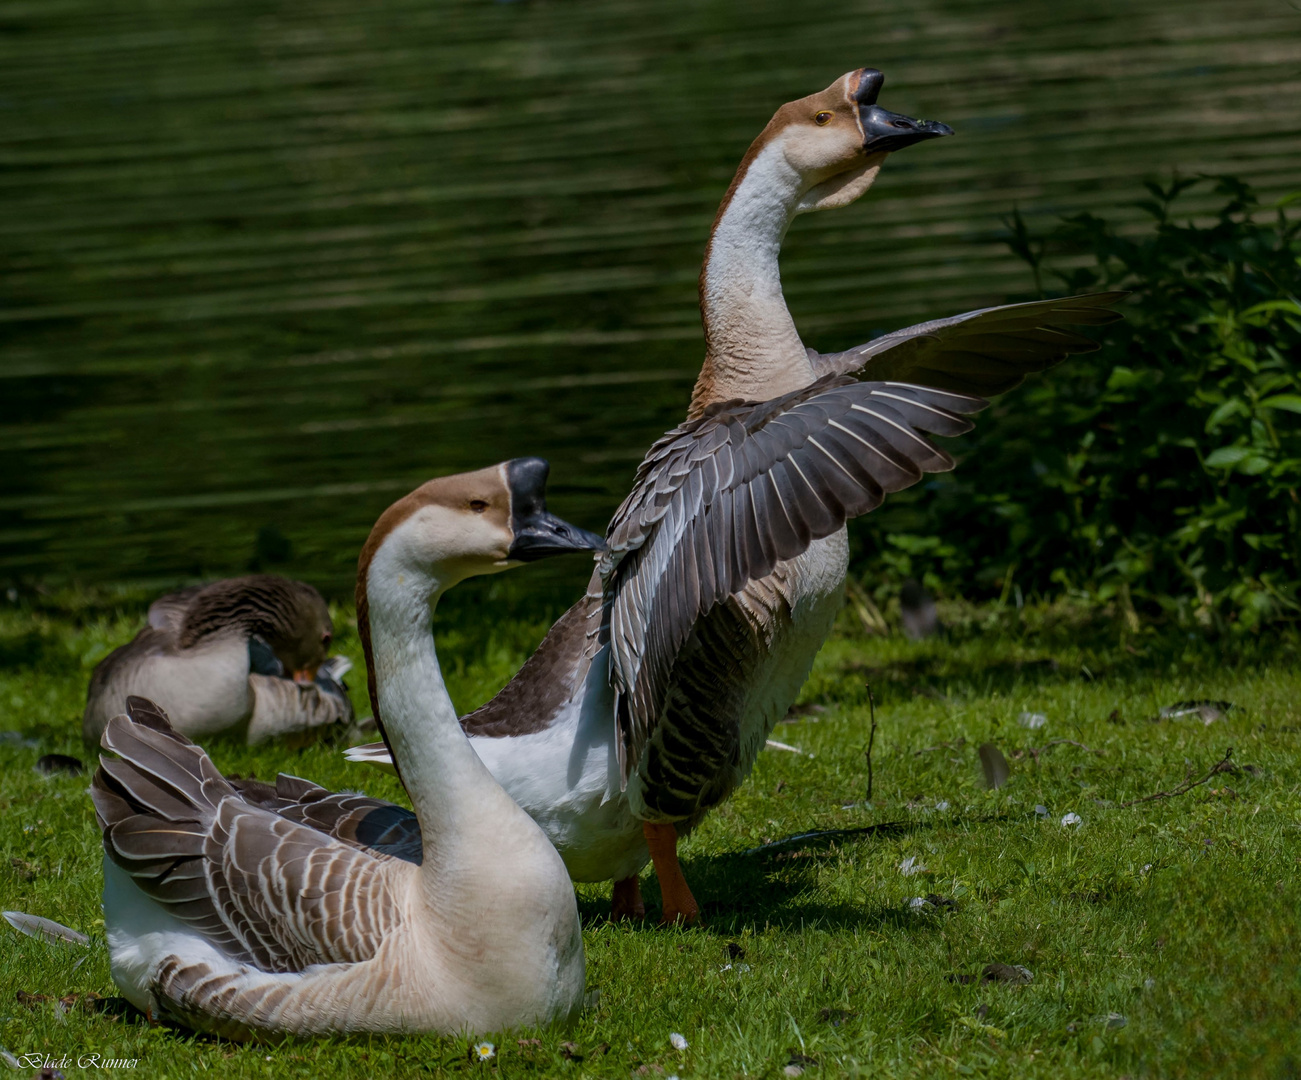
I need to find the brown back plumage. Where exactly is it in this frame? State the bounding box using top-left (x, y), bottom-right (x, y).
top-left (175, 575), bottom-right (332, 672)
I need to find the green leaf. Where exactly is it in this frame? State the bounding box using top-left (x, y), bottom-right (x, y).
top-left (1104, 366), bottom-right (1142, 392)
top-left (1204, 446), bottom-right (1252, 468)
top-left (1241, 300), bottom-right (1301, 319)
top-left (1259, 394), bottom-right (1301, 414)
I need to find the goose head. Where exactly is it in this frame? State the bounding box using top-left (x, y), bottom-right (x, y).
top-left (759, 68), bottom-right (953, 215)
top-left (175, 575), bottom-right (335, 684)
top-left (359, 457), bottom-right (604, 604)
top-left (262, 582), bottom-right (334, 684)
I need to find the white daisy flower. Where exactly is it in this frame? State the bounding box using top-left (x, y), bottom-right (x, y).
top-left (669, 1032), bottom-right (689, 1051)
top-left (473, 1041), bottom-right (495, 1061)
top-left (1060, 812), bottom-right (1082, 827)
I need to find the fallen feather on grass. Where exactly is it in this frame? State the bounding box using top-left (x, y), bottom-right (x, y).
top-left (979, 743), bottom-right (1011, 789)
top-left (669, 1032), bottom-right (688, 1051)
top-left (1018, 711), bottom-right (1048, 729)
top-left (899, 855), bottom-right (927, 876)
top-left (935, 800), bottom-right (950, 812)
top-left (766, 739), bottom-right (807, 756)
top-left (1061, 812), bottom-right (1082, 827)
top-left (1035, 804), bottom-right (1049, 818)
top-left (783, 1052), bottom-right (820, 1078)
top-left (1159, 699), bottom-right (1232, 724)
top-left (3, 911), bottom-right (88, 947)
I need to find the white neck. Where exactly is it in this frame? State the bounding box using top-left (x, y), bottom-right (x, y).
top-left (696, 138), bottom-right (814, 410)
top-left (363, 548), bottom-right (533, 881)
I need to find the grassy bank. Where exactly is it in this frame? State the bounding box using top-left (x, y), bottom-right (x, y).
top-left (0, 590), bottom-right (1298, 1078)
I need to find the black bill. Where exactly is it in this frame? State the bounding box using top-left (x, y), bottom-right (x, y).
top-left (855, 68), bottom-right (953, 153)
top-left (505, 457), bottom-right (605, 562)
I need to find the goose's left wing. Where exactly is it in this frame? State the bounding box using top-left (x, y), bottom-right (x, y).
top-left (809, 292), bottom-right (1126, 394)
top-left (600, 375), bottom-right (984, 783)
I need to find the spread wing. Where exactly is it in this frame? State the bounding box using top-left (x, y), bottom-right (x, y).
top-left (599, 375), bottom-right (985, 782)
top-left (809, 292), bottom-right (1125, 394)
top-left (92, 697), bottom-right (402, 974)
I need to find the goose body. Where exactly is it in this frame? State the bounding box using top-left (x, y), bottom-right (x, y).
top-left (340, 69), bottom-right (1124, 920)
top-left (92, 461), bottom-right (602, 1038)
top-left (84, 576), bottom-right (353, 746)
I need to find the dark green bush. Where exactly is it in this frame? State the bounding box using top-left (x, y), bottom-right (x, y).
top-left (855, 176), bottom-right (1301, 629)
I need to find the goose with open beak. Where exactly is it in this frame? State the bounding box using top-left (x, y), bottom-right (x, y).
top-left (325, 69), bottom-right (1122, 924)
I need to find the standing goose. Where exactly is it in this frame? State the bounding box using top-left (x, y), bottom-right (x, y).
top-left (339, 69), bottom-right (1123, 922)
top-left (83, 575), bottom-right (353, 746)
top-left (91, 460), bottom-right (602, 1038)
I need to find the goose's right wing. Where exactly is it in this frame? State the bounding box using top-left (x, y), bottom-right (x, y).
top-left (809, 292), bottom-right (1126, 394)
top-left (600, 374), bottom-right (986, 783)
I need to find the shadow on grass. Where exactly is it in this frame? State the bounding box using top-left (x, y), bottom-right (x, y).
top-left (578, 818), bottom-right (999, 934)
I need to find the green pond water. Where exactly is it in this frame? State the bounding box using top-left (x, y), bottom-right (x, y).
top-left (2, 0), bottom-right (1299, 601)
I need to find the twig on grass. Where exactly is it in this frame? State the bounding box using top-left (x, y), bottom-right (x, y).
top-left (1121, 747), bottom-right (1236, 807)
top-left (1012, 739), bottom-right (1106, 766)
top-left (864, 683), bottom-right (878, 803)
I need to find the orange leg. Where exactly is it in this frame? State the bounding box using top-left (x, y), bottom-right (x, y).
top-left (643, 821), bottom-right (700, 925)
top-left (610, 875), bottom-right (645, 921)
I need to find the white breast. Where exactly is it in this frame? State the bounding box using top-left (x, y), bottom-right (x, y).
top-left (474, 528), bottom-right (849, 881)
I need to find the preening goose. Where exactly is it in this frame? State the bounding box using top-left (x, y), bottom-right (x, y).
top-left (84, 575), bottom-right (353, 746)
top-left (91, 460), bottom-right (602, 1038)
top-left (341, 69), bottom-right (1123, 923)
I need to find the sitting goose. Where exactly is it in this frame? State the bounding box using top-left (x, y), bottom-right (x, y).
top-left (83, 575), bottom-right (353, 746)
top-left (91, 459), bottom-right (602, 1038)
top-left (341, 68), bottom-right (1123, 922)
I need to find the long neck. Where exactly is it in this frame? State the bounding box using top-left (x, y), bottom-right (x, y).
top-left (691, 138), bottom-right (815, 417)
top-left (361, 559), bottom-right (531, 876)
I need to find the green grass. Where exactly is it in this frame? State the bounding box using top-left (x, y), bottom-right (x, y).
top-left (1, 589), bottom-right (1299, 1078)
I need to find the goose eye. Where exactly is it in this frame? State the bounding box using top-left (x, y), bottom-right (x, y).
top-left (814, 111), bottom-right (834, 126)
top-left (469, 500), bottom-right (489, 514)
